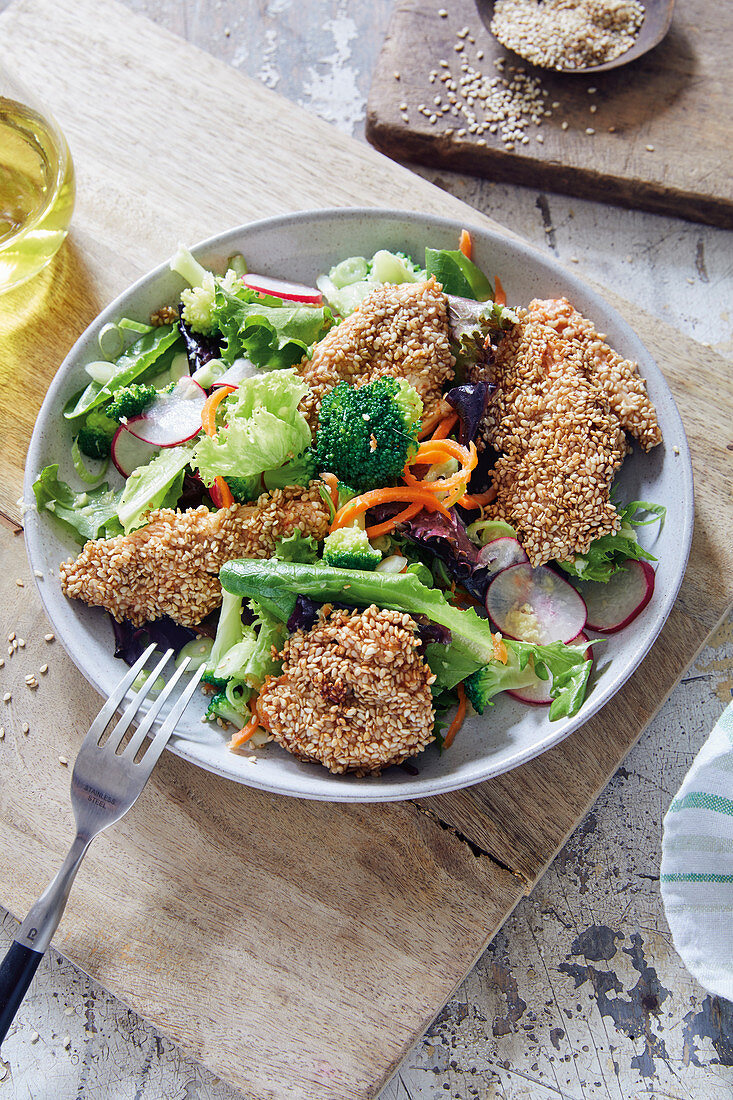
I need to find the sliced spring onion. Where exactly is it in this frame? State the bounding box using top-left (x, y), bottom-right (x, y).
top-left (169, 351), bottom-right (191, 382)
top-left (71, 437), bottom-right (109, 484)
top-left (98, 322), bottom-right (124, 360)
top-left (228, 252), bottom-right (248, 277)
top-left (118, 317), bottom-right (154, 335)
top-left (175, 636), bottom-right (214, 671)
top-left (84, 359), bottom-right (119, 384)
top-left (376, 553), bottom-right (409, 573)
top-left (131, 670), bottom-right (166, 695)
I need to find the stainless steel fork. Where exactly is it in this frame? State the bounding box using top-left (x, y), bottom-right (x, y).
top-left (0, 644), bottom-right (204, 1044)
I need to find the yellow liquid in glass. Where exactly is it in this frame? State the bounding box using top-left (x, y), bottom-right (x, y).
top-left (0, 97), bottom-right (75, 293)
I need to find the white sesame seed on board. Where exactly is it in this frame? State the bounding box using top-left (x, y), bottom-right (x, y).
top-left (2, 692), bottom-right (10, 703)
top-left (44, 633), bottom-right (55, 643)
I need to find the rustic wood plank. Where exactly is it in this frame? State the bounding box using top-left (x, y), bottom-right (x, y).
top-left (366, 0), bottom-right (733, 228)
top-left (0, 0), bottom-right (731, 1097)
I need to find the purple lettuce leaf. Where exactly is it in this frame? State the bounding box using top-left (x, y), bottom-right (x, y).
top-left (400, 509), bottom-right (491, 602)
top-left (111, 614), bottom-right (197, 666)
top-left (445, 381), bottom-right (493, 446)
top-left (178, 319), bottom-right (222, 372)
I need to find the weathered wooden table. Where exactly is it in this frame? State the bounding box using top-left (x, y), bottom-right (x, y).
top-left (0, 2), bottom-right (731, 1098)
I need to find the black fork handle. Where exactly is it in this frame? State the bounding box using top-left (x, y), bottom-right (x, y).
top-left (0, 941), bottom-right (44, 1044)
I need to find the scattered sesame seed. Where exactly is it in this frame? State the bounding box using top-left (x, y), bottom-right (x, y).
top-left (45, 633), bottom-right (55, 643)
top-left (673, 445), bottom-right (680, 454)
top-left (0, 728), bottom-right (4, 740)
top-left (589, 104), bottom-right (597, 113)
top-left (570, 256), bottom-right (580, 263)
top-left (30, 1031), bottom-right (39, 1044)
top-left (585, 127), bottom-right (595, 134)
top-left (686, 277), bottom-right (694, 284)
top-left (64, 1006), bottom-right (75, 1016)
top-left (2, 692), bottom-right (10, 703)
top-left (17, 638), bottom-right (25, 648)
top-left (608, 125), bottom-right (617, 132)
top-left (0, 659), bottom-right (4, 668)
top-left (454, 41), bottom-right (464, 51)
top-left (645, 144), bottom-right (655, 151)
top-left (394, 71), bottom-right (401, 80)
top-left (62, 1035), bottom-right (71, 1049)
top-left (22, 722), bottom-right (29, 734)
top-left (59, 756), bottom-right (68, 766)
top-left (34, 570), bottom-right (43, 579)
top-left (561, 120), bottom-right (569, 130)
top-left (438, 7), bottom-right (448, 16)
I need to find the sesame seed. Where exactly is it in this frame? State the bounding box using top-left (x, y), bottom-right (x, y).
top-left (0, 728), bottom-right (4, 740)
top-left (22, 722), bottom-right (29, 734)
top-left (2, 692), bottom-right (10, 703)
top-left (17, 638), bottom-right (25, 648)
top-left (59, 755), bottom-right (68, 766)
top-left (45, 633), bottom-right (55, 643)
top-left (34, 570), bottom-right (43, 578)
top-left (490, 2), bottom-right (644, 70)
top-left (586, 127), bottom-right (595, 134)
top-left (15, 579), bottom-right (24, 587)
top-left (561, 120), bottom-right (569, 130)
top-left (645, 144), bottom-right (655, 151)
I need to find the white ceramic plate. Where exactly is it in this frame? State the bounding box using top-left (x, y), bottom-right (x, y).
top-left (24, 209), bottom-right (694, 802)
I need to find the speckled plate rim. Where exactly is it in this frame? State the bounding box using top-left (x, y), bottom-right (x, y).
top-left (24, 207), bottom-right (694, 803)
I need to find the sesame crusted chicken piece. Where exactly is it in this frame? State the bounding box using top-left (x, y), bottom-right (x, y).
top-left (59, 484), bottom-right (330, 628)
top-left (298, 278), bottom-right (455, 428)
top-left (484, 312), bottom-right (629, 567)
top-left (257, 605), bottom-right (436, 775)
top-left (525, 298), bottom-right (662, 451)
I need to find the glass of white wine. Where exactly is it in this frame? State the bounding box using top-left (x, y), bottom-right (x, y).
top-left (0, 62), bottom-right (75, 294)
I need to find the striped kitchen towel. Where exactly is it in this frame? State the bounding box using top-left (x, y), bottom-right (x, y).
top-left (661, 699), bottom-right (733, 1001)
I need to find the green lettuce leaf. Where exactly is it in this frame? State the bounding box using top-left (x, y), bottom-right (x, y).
top-left (193, 369), bottom-right (312, 486)
top-left (557, 501), bottom-right (665, 583)
top-left (32, 465), bottom-right (122, 544)
top-left (117, 445), bottom-right (191, 533)
top-left (425, 248), bottom-right (493, 301)
top-left (464, 639), bottom-right (593, 721)
top-left (207, 590), bottom-right (285, 690)
top-left (64, 325), bottom-right (182, 420)
top-left (211, 283), bottom-right (332, 368)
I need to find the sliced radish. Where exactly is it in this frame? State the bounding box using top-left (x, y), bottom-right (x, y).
top-left (212, 357), bottom-right (258, 389)
top-left (487, 564), bottom-right (587, 645)
top-left (125, 377), bottom-right (206, 448)
top-left (572, 559), bottom-right (655, 634)
top-left (477, 537), bottom-right (529, 580)
top-left (111, 425), bottom-right (160, 477)
top-left (242, 272), bottom-right (322, 305)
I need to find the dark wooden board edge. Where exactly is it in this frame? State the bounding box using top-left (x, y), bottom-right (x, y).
top-left (366, 0), bottom-right (733, 230)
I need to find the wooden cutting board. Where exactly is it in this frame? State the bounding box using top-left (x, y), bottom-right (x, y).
top-left (0, 1), bottom-right (731, 1098)
top-left (366, 0), bottom-right (733, 229)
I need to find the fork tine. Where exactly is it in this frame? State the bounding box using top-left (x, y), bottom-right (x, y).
top-left (103, 648), bottom-right (174, 754)
top-left (85, 642), bottom-right (157, 745)
top-left (121, 655), bottom-right (193, 761)
top-left (134, 665), bottom-right (205, 774)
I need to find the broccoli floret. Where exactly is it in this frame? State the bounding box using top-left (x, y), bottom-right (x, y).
top-left (201, 670), bottom-right (227, 691)
top-left (226, 476), bottom-right (260, 503)
top-left (76, 409), bottom-right (118, 459)
top-left (322, 526), bottom-right (381, 570)
top-left (205, 690), bottom-right (249, 727)
top-left (106, 383), bottom-right (159, 422)
top-left (313, 376), bottom-right (422, 490)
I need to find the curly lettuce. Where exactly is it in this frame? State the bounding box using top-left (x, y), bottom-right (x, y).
top-left (192, 369), bottom-right (312, 486)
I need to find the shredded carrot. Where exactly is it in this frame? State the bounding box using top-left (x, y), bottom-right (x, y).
top-left (331, 487), bottom-right (450, 533)
top-left (229, 711), bottom-right (259, 750)
top-left (201, 385), bottom-right (235, 437)
top-left (459, 229), bottom-right (473, 260)
top-left (431, 412), bottom-right (458, 440)
top-left (321, 472), bottom-right (340, 510)
top-left (443, 684), bottom-right (467, 749)
top-left (494, 275), bottom-right (507, 307)
top-left (403, 440), bottom-right (478, 497)
top-left (365, 501), bottom-right (423, 538)
top-left (460, 488), bottom-right (498, 510)
top-left (215, 476), bottom-right (234, 508)
top-left (493, 633), bottom-right (508, 665)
